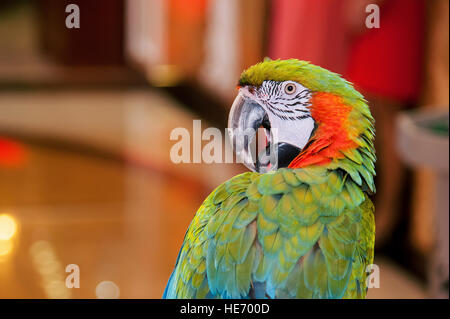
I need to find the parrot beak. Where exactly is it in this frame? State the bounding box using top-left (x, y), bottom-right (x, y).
top-left (228, 90), bottom-right (268, 172)
top-left (228, 90), bottom-right (302, 173)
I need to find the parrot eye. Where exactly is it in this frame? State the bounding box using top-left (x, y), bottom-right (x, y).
top-left (284, 82), bottom-right (296, 95)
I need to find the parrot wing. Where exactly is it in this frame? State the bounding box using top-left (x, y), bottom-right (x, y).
top-left (163, 167), bottom-right (374, 299)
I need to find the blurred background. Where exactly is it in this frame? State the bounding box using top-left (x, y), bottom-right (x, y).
top-left (0, 0), bottom-right (448, 299)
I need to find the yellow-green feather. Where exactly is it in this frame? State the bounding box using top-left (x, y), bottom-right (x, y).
top-left (164, 165), bottom-right (375, 299)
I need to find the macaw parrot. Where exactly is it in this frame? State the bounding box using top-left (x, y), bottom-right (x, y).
top-left (163, 59), bottom-right (376, 299)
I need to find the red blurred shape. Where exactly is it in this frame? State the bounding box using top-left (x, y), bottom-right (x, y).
top-left (171, 0), bottom-right (208, 22)
top-left (0, 138), bottom-right (27, 168)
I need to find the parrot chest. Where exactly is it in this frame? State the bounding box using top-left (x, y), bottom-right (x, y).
top-left (167, 169), bottom-right (374, 299)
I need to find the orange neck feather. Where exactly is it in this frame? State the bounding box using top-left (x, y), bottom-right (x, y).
top-left (288, 92), bottom-right (358, 168)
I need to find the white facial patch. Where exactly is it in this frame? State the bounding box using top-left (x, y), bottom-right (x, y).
top-left (250, 80), bottom-right (315, 150)
top-left (270, 115), bottom-right (315, 150)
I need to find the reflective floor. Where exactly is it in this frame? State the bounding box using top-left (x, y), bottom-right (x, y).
top-left (0, 90), bottom-right (426, 298)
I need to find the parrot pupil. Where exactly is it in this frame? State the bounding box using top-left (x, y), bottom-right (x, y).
top-left (285, 84), bottom-right (295, 94)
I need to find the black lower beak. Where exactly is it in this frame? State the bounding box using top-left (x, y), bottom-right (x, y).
top-left (256, 142), bottom-right (301, 173)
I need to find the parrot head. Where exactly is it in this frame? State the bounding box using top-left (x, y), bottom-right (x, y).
top-left (229, 58), bottom-right (375, 173)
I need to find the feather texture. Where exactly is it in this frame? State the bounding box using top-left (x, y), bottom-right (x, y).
top-left (163, 166), bottom-right (375, 299)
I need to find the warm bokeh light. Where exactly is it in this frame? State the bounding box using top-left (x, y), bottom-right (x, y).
top-left (0, 214), bottom-right (17, 241)
top-left (0, 240), bottom-right (13, 257)
top-left (96, 281), bottom-right (120, 299)
top-left (0, 138), bottom-right (27, 167)
top-left (29, 240), bottom-right (72, 299)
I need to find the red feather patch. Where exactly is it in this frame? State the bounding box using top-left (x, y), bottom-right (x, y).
top-left (289, 93), bottom-right (358, 168)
